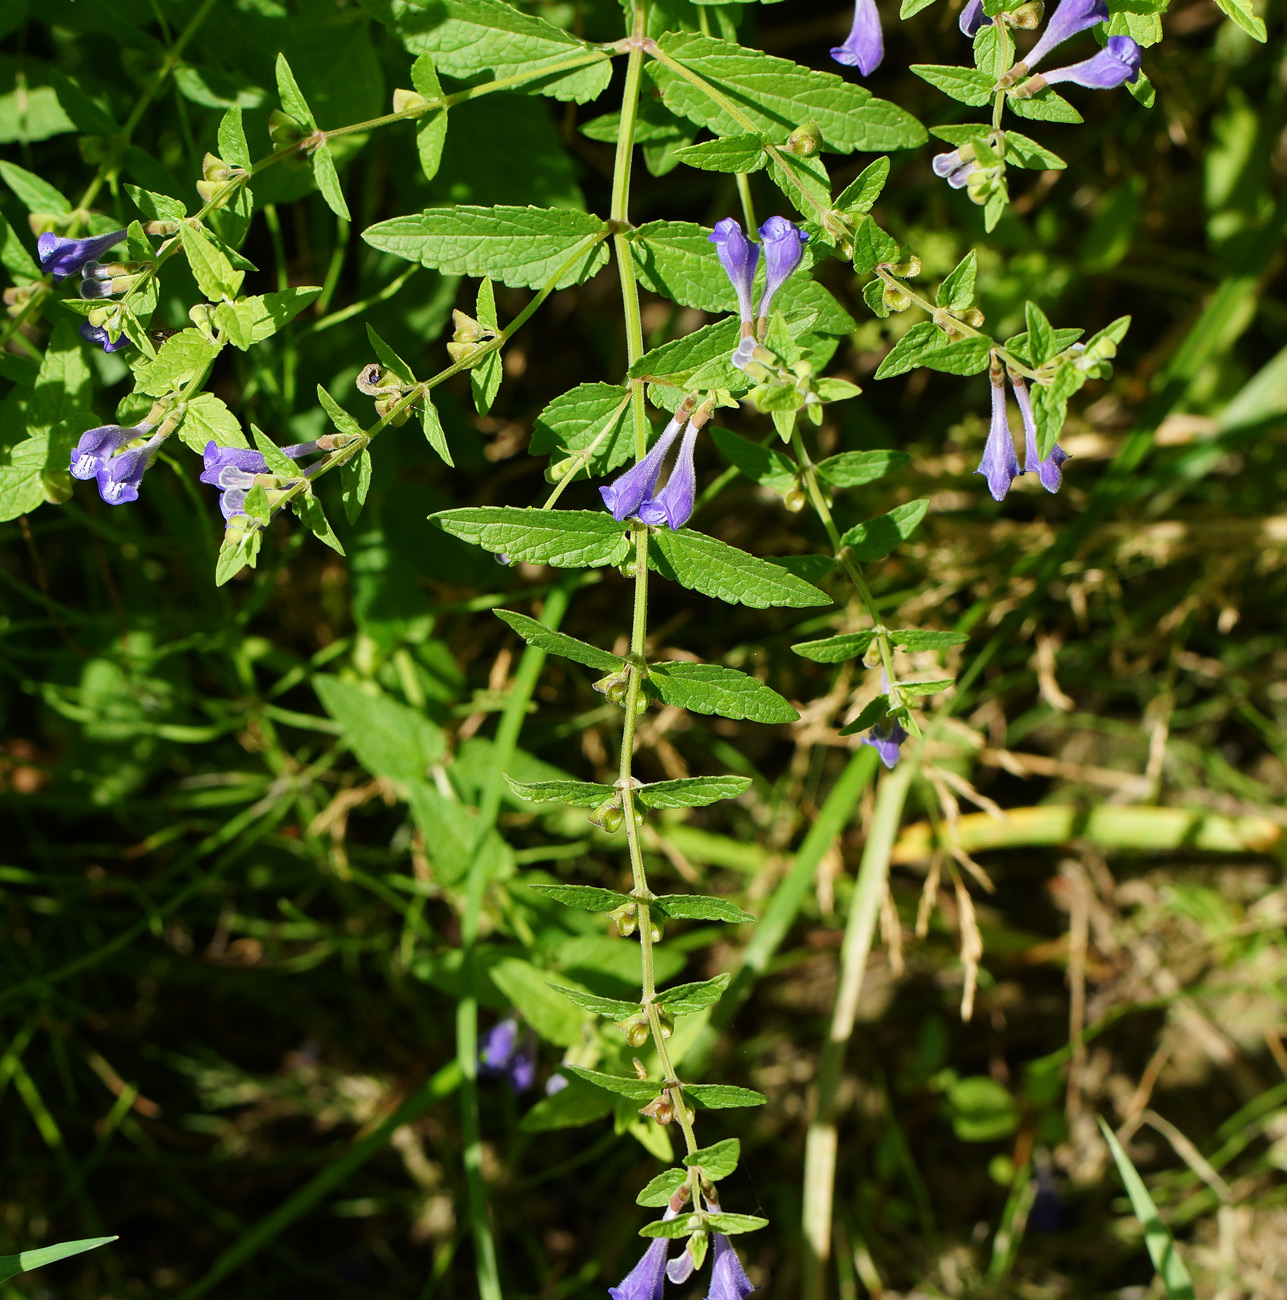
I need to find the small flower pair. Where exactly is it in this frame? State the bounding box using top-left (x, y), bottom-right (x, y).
top-left (200, 441), bottom-right (322, 520)
top-left (610, 1228), bottom-right (753, 1300)
top-left (709, 216), bottom-right (808, 335)
top-left (69, 422), bottom-right (166, 505)
top-left (600, 412), bottom-right (701, 532)
top-left (976, 367), bottom-right (1068, 502)
top-left (478, 1016), bottom-right (536, 1094)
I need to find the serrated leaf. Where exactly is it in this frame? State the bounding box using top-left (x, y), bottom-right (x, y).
top-left (768, 149), bottom-right (832, 220)
top-left (655, 973), bottom-right (730, 1016)
top-left (0, 160), bottom-right (72, 215)
top-left (363, 206), bottom-right (609, 290)
top-left (531, 382), bottom-right (633, 476)
top-left (505, 777), bottom-right (616, 807)
top-left (901, 678), bottom-right (954, 697)
top-left (563, 1066), bottom-right (659, 1101)
top-left (791, 631), bottom-right (876, 663)
top-left (672, 133), bottom-right (767, 173)
top-left (840, 499), bottom-right (930, 562)
top-left (421, 395), bottom-right (453, 466)
top-left (1003, 325), bottom-right (1083, 368)
top-left (494, 609), bottom-right (624, 672)
top-left (180, 224), bottom-right (243, 301)
top-left (874, 321), bottom-right (991, 380)
top-left (639, 1215), bottom-right (704, 1239)
top-left (340, 449), bottom-right (372, 525)
top-left (683, 1139), bottom-right (740, 1180)
top-left (920, 335), bottom-right (992, 376)
top-left (274, 53), bottom-right (315, 127)
top-left (852, 216), bottom-right (900, 274)
top-left (653, 895), bottom-right (755, 924)
top-left (411, 53), bottom-right (449, 180)
top-left (890, 628), bottom-right (967, 650)
top-left (0, 1237), bottom-right (118, 1284)
top-left (937, 251), bottom-right (978, 311)
top-left (215, 525), bottom-right (262, 585)
top-left (385, 0), bottom-right (613, 103)
top-left (704, 1212), bottom-right (769, 1234)
top-left (636, 776), bottom-right (752, 809)
top-left (431, 507), bottom-right (630, 568)
top-left (683, 1083), bottom-right (768, 1109)
top-left (637, 1169), bottom-right (688, 1207)
top-left (1006, 88), bottom-right (1083, 124)
top-left (295, 491), bottom-right (345, 554)
top-left (311, 142), bottom-right (351, 221)
top-left (647, 662), bottom-right (798, 724)
top-left (133, 328), bottom-right (220, 398)
top-left (838, 696), bottom-right (892, 737)
top-left (973, 21), bottom-right (1014, 78)
top-left (649, 528), bottom-right (830, 609)
top-left (314, 675), bottom-right (446, 782)
top-left (1024, 301), bottom-right (1057, 365)
top-left (490, 957), bottom-right (584, 1046)
top-left (901, 0), bottom-right (939, 14)
top-left (709, 428), bottom-right (796, 492)
top-left (1003, 130), bottom-right (1066, 170)
top-left (630, 318), bottom-right (745, 395)
top-left (218, 105), bottom-right (251, 169)
top-left (177, 392), bottom-right (247, 452)
top-left (213, 287), bottom-right (320, 350)
top-left (648, 33), bottom-right (926, 154)
top-left (815, 449), bottom-right (909, 487)
top-left (631, 221), bottom-right (740, 313)
top-left (366, 324), bottom-right (416, 383)
top-left (124, 184), bottom-right (186, 224)
top-left (317, 384), bottom-right (364, 440)
top-left (834, 155), bottom-right (890, 214)
top-left (910, 64), bottom-right (994, 106)
top-left (863, 277), bottom-right (890, 319)
top-left (525, 883), bottom-right (633, 912)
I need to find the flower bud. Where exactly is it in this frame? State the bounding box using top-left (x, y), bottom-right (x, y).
top-left (783, 485), bottom-right (807, 512)
top-left (392, 88), bottom-right (430, 115)
top-left (374, 395), bottom-right (411, 427)
top-left (615, 1015), bottom-right (651, 1048)
top-left (883, 284), bottom-right (912, 313)
top-left (269, 109), bottom-right (307, 147)
top-left (589, 800), bottom-right (624, 833)
top-left (593, 671), bottom-right (630, 705)
top-left (1005, 0), bottom-right (1044, 27)
top-left (634, 693), bottom-right (649, 718)
top-left (610, 903), bottom-right (638, 937)
top-left (1007, 74), bottom-right (1048, 100)
top-left (639, 1095), bottom-right (674, 1125)
top-left (961, 307), bottom-right (986, 327)
top-left (894, 256), bottom-right (922, 278)
top-left (784, 120), bottom-right (822, 156)
top-left (656, 1011), bottom-right (674, 1040)
top-left (452, 309), bottom-right (484, 343)
top-left (547, 457), bottom-right (577, 482)
top-left (143, 220), bottom-right (178, 237)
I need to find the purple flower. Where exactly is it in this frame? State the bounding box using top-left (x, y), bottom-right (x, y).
top-left (757, 216), bottom-right (808, 321)
top-left (37, 228), bottom-right (127, 281)
top-left (1012, 377), bottom-right (1069, 493)
top-left (200, 439), bottom-right (320, 519)
top-left (706, 1235), bottom-right (755, 1300)
top-left (69, 421), bottom-right (166, 505)
top-left (667, 1250), bottom-right (696, 1285)
top-left (932, 149), bottom-right (976, 189)
top-left (859, 719), bottom-right (908, 770)
top-left (609, 1238), bottom-right (670, 1300)
top-left (976, 375), bottom-right (1020, 502)
top-left (830, 0), bottom-right (883, 76)
top-left (478, 1017), bottom-right (536, 1094)
top-left (637, 418), bottom-right (699, 531)
top-left (70, 424), bottom-right (144, 481)
top-left (79, 320), bottom-right (131, 353)
top-left (97, 432), bottom-right (166, 505)
top-left (1021, 0), bottom-right (1108, 71)
top-left (709, 219), bottom-right (759, 325)
top-left (600, 417), bottom-right (684, 522)
top-left (959, 0), bottom-right (990, 35)
top-left (1041, 34), bottom-right (1142, 88)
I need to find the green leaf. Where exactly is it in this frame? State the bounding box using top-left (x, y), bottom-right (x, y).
top-left (563, 1066), bottom-right (659, 1101)
top-left (704, 1212), bottom-right (769, 1234)
top-left (1099, 1119), bottom-right (1200, 1300)
top-left (901, 0), bottom-right (940, 14)
top-left (874, 321), bottom-right (991, 380)
top-left (649, 528), bottom-right (831, 609)
top-left (494, 609), bottom-right (624, 672)
top-left (863, 277), bottom-right (890, 319)
top-left (382, 0), bottom-right (613, 103)
top-left (1002, 325), bottom-right (1084, 368)
top-left (311, 142), bottom-right (351, 221)
top-left (767, 149), bottom-right (832, 221)
top-left (362, 206), bottom-right (609, 291)
top-left (215, 525), bottom-right (262, 586)
top-left (631, 221), bottom-right (739, 313)
top-left (431, 507), bottom-right (631, 568)
top-left (314, 675), bottom-right (446, 783)
top-left (212, 287), bottom-right (321, 350)
top-left (505, 777), bottom-right (615, 807)
top-left (0, 1237), bottom-right (118, 1284)
top-left (1024, 301), bottom-right (1057, 365)
top-left (1002, 130), bottom-right (1066, 170)
top-left (791, 631), bottom-right (875, 663)
top-left (630, 318), bottom-right (746, 396)
top-left (909, 64), bottom-right (994, 106)
top-left (655, 973), bottom-right (730, 1016)
top-left (0, 160), bottom-right (72, 214)
top-left (250, 423), bottom-right (298, 478)
top-left (317, 384), bottom-right (364, 440)
top-left (946, 1075), bottom-right (1019, 1141)
top-left (649, 33), bottom-right (926, 154)
top-left (520, 1076), bottom-right (615, 1131)
top-left (840, 499), bottom-right (930, 562)
top-left (890, 628), bottom-right (967, 650)
top-left (531, 382), bottom-right (633, 476)
top-left (421, 395), bottom-right (453, 466)
top-left (218, 105), bottom-right (251, 169)
top-left (834, 156), bottom-right (890, 214)
top-left (647, 662), bottom-right (798, 724)
top-left (366, 324), bottom-right (416, 384)
top-left (653, 895), bottom-right (755, 924)
top-left (639, 1215), bottom-right (704, 1239)
top-left (672, 133), bottom-right (767, 173)
top-left (340, 449), bottom-right (372, 525)
top-left (524, 882), bottom-right (633, 912)
top-left (549, 984), bottom-right (639, 1019)
top-left (274, 52), bottom-right (316, 127)
top-left (838, 697), bottom-right (891, 737)
top-left (919, 335), bottom-right (992, 376)
top-left (937, 251), bottom-right (978, 311)
top-left (124, 183), bottom-right (186, 224)
top-left (709, 428), bottom-right (796, 492)
top-left (177, 392), bottom-right (247, 452)
top-left (180, 224), bottom-right (244, 301)
top-left (133, 328), bottom-right (220, 398)
top-left (851, 216), bottom-right (900, 274)
top-left (901, 678), bottom-right (954, 697)
top-left (683, 1083), bottom-right (768, 1109)
top-left (815, 449), bottom-right (909, 487)
top-left (637, 1169), bottom-right (688, 1207)
top-left (635, 776), bottom-right (752, 809)
top-left (298, 494), bottom-right (344, 552)
top-left (1006, 88), bottom-right (1083, 124)
top-left (490, 957), bottom-right (585, 1046)
top-left (470, 279), bottom-right (503, 415)
top-left (411, 54), bottom-right (449, 181)
top-left (683, 1138), bottom-right (740, 1180)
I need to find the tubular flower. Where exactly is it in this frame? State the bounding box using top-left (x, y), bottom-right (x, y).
top-left (36, 228), bottom-right (127, 281)
top-left (708, 219), bottom-right (760, 326)
top-left (478, 1017), bottom-right (537, 1094)
top-left (976, 373), bottom-right (1021, 501)
top-left (69, 422), bottom-right (164, 505)
top-left (608, 1216), bottom-right (677, 1300)
top-left (97, 433), bottom-right (166, 505)
top-left (1040, 34), bottom-right (1141, 88)
top-left (757, 216), bottom-right (809, 322)
top-left (600, 417), bottom-right (685, 522)
top-left (1011, 377), bottom-right (1069, 493)
top-left (79, 320), bottom-right (130, 353)
top-left (932, 148), bottom-right (976, 189)
top-left (199, 440), bottom-right (320, 520)
top-left (705, 1235), bottom-right (756, 1300)
top-left (959, 0), bottom-right (990, 35)
top-left (831, 0), bottom-right (883, 76)
top-left (1020, 0), bottom-right (1108, 71)
top-left (637, 417), bottom-right (699, 531)
top-left (860, 719), bottom-right (908, 770)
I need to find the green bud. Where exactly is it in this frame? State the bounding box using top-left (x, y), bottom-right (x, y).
top-left (593, 671), bottom-right (630, 705)
top-left (894, 256), bottom-right (921, 278)
top-left (961, 307), bottom-right (986, 328)
top-left (269, 108), bottom-right (307, 146)
top-left (617, 1016), bottom-right (651, 1049)
top-left (375, 396), bottom-right (411, 427)
top-left (634, 692), bottom-right (649, 719)
top-left (686, 1232), bottom-right (709, 1273)
top-left (452, 309), bottom-right (484, 343)
top-left (656, 1011), bottom-right (674, 1040)
top-left (1006, 1), bottom-right (1044, 27)
top-left (783, 485), bottom-right (807, 513)
top-left (392, 88), bottom-right (429, 115)
top-left (784, 120), bottom-right (823, 156)
top-left (883, 284), bottom-right (912, 313)
top-left (589, 801), bottom-right (624, 833)
top-left (547, 457), bottom-right (576, 482)
top-left (610, 903), bottom-right (638, 937)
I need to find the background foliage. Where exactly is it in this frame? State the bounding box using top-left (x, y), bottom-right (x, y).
top-left (2, 0), bottom-right (1285, 1298)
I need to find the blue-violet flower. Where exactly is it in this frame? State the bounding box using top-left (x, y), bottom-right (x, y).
top-left (200, 440), bottom-right (319, 520)
top-left (80, 320), bottom-right (131, 353)
top-left (1021, 0), bottom-right (1108, 71)
top-left (706, 1235), bottom-right (756, 1300)
top-left (976, 374), bottom-right (1021, 501)
top-left (831, 0), bottom-right (883, 76)
top-left (860, 719), bottom-right (908, 770)
top-left (609, 1228), bottom-right (672, 1300)
top-left (478, 1017), bottom-right (536, 1094)
top-left (637, 417), bottom-right (699, 531)
top-left (932, 149), bottom-right (976, 189)
top-left (757, 216), bottom-right (809, 322)
top-left (1012, 377), bottom-right (1069, 493)
top-left (709, 219), bottom-right (759, 326)
top-left (959, 0), bottom-right (990, 35)
top-left (37, 228), bottom-right (127, 282)
top-left (70, 422), bottom-right (166, 505)
top-left (1040, 34), bottom-right (1141, 88)
top-left (600, 417), bottom-right (684, 522)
